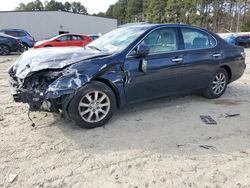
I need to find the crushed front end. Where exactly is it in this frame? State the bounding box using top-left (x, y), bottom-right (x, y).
top-left (9, 68), bottom-right (66, 112)
top-left (7, 47), bottom-right (105, 113)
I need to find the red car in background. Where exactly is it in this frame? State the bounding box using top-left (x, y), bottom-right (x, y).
top-left (34, 33), bottom-right (92, 48)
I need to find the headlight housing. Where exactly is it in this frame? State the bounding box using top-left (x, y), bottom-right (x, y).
top-left (47, 75), bottom-right (82, 92)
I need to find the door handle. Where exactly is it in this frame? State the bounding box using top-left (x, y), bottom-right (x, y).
top-left (172, 57), bottom-right (183, 63)
top-left (213, 53), bottom-right (221, 57)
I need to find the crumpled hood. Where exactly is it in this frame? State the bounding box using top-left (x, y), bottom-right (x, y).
top-left (12, 47), bottom-right (108, 79)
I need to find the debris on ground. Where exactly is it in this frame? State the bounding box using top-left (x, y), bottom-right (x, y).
top-left (27, 111), bottom-right (36, 127)
top-left (199, 145), bottom-right (216, 150)
top-left (8, 173), bottom-right (18, 183)
top-left (225, 113), bottom-right (240, 118)
top-left (200, 115), bottom-right (217, 125)
top-left (177, 143), bottom-right (216, 150)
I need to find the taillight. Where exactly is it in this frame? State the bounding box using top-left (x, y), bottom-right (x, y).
top-left (16, 39), bottom-right (21, 43)
top-left (241, 51), bottom-right (245, 59)
top-left (28, 37), bottom-right (34, 41)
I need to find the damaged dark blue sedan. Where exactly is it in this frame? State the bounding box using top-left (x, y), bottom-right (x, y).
top-left (8, 23), bottom-right (246, 128)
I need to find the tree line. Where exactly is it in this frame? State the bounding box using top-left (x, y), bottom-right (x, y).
top-left (15, 0), bottom-right (250, 32)
top-left (15, 0), bottom-right (87, 14)
top-left (100, 0), bottom-right (250, 32)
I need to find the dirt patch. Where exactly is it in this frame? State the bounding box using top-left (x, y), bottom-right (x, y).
top-left (0, 50), bottom-right (250, 187)
top-left (211, 99), bottom-right (242, 105)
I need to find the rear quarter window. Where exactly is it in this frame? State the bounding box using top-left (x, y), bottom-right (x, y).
top-left (181, 27), bottom-right (216, 50)
top-left (17, 31), bottom-right (27, 37)
top-left (5, 31), bottom-right (27, 37)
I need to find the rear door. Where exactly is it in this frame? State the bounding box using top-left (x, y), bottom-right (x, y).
top-left (179, 27), bottom-right (222, 91)
top-left (124, 27), bottom-right (186, 103)
top-left (71, 35), bottom-right (84, 47)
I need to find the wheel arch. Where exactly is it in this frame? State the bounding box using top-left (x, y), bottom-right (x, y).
top-left (92, 77), bottom-right (121, 109)
top-left (22, 42), bottom-right (29, 46)
top-left (0, 43), bottom-right (10, 47)
top-left (220, 65), bottom-right (232, 82)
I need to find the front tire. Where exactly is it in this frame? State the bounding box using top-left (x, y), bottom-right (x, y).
top-left (203, 68), bottom-right (228, 99)
top-left (68, 81), bottom-right (116, 129)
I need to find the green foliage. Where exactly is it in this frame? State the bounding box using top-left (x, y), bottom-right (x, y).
top-left (145, 0), bottom-right (167, 23)
top-left (15, 0), bottom-right (87, 14)
top-left (70, 2), bottom-right (87, 14)
top-left (126, 0), bottom-right (143, 22)
top-left (112, 0), bottom-right (128, 24)
top-left (44, 0), bottom-right (64, 11)
top-left (105, 0), bottom-right (250, 32)
top-left (16, 0), bottom-right (44, 11)
top-left (241, 19), bottom-right (250, 32)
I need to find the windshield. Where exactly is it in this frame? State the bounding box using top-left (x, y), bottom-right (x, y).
top-left (86, 27), bottom-right (148, 53)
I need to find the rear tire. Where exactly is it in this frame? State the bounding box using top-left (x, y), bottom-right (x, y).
top-left (203, 68), bottom-right (228, 99)
top-left (22, 43), bottom-right (29, 51)
top-left (68, 81), bottom-right (116, 129)
top-left (0, 44), bottom-right (10, 55)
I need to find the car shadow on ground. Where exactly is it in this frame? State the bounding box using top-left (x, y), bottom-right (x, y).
top-left (50, 81), bottom-right (250, 156)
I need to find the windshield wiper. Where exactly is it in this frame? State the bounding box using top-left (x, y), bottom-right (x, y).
top-left (87, 45), bottom-right (102, 51)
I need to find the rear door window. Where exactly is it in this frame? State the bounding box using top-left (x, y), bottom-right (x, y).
top-left (72, 35), bottom-right (84, 40)
top-left (181, 28), bottom-right (216, 50)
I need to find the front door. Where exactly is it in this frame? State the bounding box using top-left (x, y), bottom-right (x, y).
top-left (124, 27), bottom-right (185, 103)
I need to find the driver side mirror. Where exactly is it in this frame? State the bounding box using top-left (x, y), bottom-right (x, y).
top-left (55, 38), bottom-right (61, 42)
top-left (131, 44), bottom-right (150, 57)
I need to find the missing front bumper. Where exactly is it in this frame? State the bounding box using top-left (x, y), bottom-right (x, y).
top-left (12, 91), bottom-right (60, 112)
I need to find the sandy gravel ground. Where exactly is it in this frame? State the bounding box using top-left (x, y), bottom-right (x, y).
top-left (0, 50), bottom-right (250, 188)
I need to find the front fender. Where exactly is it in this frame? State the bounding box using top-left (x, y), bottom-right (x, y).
top-left (45, 60), bottom-right (126, 105)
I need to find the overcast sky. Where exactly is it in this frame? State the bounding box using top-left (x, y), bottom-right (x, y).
top-left (0, 0), bottom-right (118, 14)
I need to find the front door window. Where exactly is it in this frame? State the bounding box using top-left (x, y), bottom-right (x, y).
top-left (140, 28), bottom-right (178, 54)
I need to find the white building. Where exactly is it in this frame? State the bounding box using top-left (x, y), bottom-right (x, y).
top-left (0, 10), bottom-right (117, 40)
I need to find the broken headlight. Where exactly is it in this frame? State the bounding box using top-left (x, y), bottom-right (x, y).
top-left (47, 75), bottom-right (82, 92)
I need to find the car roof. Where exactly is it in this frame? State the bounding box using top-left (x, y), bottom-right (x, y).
top-left (49, 33), bottom-right (87, 40)
top-left (0, 29), bottom-right (27, 32)
top-left (57, 33), bottom-right (87, 37)
top-left (119, 23), bottom-right (207, 31)
top-left (88, 34), bottom-right (99, 37)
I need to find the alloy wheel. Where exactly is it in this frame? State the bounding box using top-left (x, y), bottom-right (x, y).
top-left (212, 73), bottom-right (226, 95)
top-left (78, 90), bottom-right (110, 123)
top-left (0, 45), bottom-right (10, 55)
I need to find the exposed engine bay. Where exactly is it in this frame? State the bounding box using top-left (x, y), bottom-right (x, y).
top-left (8, 47), bottom-right (118, 114)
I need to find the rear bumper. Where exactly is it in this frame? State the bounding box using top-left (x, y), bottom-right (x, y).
top-left (21, 39), bottom-right (35, 47)
top-left (230, 60), bottom-right (246, 83)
